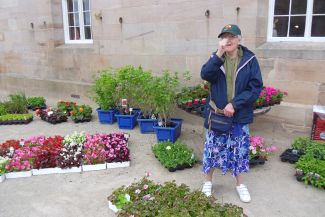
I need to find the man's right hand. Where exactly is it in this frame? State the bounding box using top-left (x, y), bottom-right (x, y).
top-left (216, 38), bottom-right (228, 58)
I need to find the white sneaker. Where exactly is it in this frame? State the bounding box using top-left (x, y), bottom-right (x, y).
top-left (236, 184), bottom-right (251, 203)
top-left (202, 181), bottom-right (212, 197)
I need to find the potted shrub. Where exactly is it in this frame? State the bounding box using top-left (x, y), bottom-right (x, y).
top-left (91, 68), bottom-right (119, 124)
top-left (114, 66), bottom-right (154, 129)
top-left (152, 141), bottom-right (198, 172)
top-left (249, 135), bottom-right (277, 166)
top-left (70, 104), bottom-right (93, 123)
top-left (27, 96), bottom-right (46, 110)
top-left (152, 72), bottom-right (183, 142)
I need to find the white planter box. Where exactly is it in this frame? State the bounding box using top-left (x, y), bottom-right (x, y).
top-left (0, 174), bottom-right (5, 183)
top-left (108, 200), bottom-right (119, 213)
top-left (82, 163), bottom-right (106, 172)
top-left (5, 171), bottom-right (32, 179)
top-left (57, 167), bottom-right (82, 174)
top-left (106, 161), bottom-right (130, 169)
top-left (32, 168), bottom-right (60, 175)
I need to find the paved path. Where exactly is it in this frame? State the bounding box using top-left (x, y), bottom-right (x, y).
top-left (0, 98), bottom-right (324, 217)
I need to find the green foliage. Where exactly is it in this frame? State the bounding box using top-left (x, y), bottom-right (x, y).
top-left (92, 68), bottom-right (119, 110)
top-left (0, 113), bottom-right (33, 121)
top-left (151, 71), bottom-right (179, 125)
top-left (27, 96), bottom-right (46, 107)
top-left (0, 157), bottom-right (9, 175)
top-left (0, 103), bottom-right (8, 116)
top-left (57, 101), bottom-right (76, 115)
top-left (107, 177), bottom-right (244, 217)
top-left (4, 93), bottom-right (28, 114)
top-left (115, 66), bottom-right (154, 110)
top-left (292, 137), bottom-right (312, 153)
top-left (152, 141), bottom-right (197, 169)
top-left (70, 104), bottom-right (92, 121)
top-left (295, 140), bottom-right (325, 189)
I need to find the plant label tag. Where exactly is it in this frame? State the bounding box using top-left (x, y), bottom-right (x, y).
top-left (121, 99), bottom-right (127, 108)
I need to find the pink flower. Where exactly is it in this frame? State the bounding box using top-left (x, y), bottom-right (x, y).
top-left (145, 171), bottom-right (152, 177)
top-left (143, 184), bottom-right (149, 190)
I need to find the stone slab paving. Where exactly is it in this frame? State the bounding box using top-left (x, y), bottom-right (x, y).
top-left (0, 97), bottom-right (324, 217)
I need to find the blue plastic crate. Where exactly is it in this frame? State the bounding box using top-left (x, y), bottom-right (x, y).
top-left (115, 113), bottom-right (138, 129)
top-left (137, 118), bottom-right (158, 134)
top-left (96, 108), bottom-right (117, 124)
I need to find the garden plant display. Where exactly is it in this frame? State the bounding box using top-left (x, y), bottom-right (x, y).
top-left (249, 135), bottom-right (277, 165)
top-left (56, 132), bottom-right (85, 169)
top-left (295, 140), bottom-right (325, 189)
top-left (254, 86), bottom-right (288, 109)
top-left (104, 133), bottom-right (130, 163)
top-left (36, 108), bottom-right (68, 124)
top-left (0, 113), bottom-right (33, 125)
top-left (83, 134), bottom-right (108, 165)
top-left (70, 104), bottom-right (93, 123)
top-left (0, 140), bottom-right (20, 158)
top-left (152, 141), bottom-right (197, 172)
top-left (107, 173), bottom-right (244, 216)
top-left (57, 100), bottom-right (76, 115)
top-left (280, 137), bottom-right (310, 164)
top-left (27, 96), bottom-right (46, 110)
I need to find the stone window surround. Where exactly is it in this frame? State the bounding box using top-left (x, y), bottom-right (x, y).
top-left (61, 0), bottom-right (93, 44)
top-left (267, 0), bottom-right (325, 42)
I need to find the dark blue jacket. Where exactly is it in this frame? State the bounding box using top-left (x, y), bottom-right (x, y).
top-left (201, 45), bottom-right (263, 126)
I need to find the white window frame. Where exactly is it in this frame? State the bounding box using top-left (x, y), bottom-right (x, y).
top-left (267, 0), bottom-right (325, 42)
top-left (62, 0), bottom-right (93, 44)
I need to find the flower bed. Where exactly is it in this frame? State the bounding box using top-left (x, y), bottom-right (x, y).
top-left (37, 108), bottom-right (68, 124)
top-left (107, 174), bottom-right (244, 216)
top-left (254, 86), bottom-right (288, 109)
top-left (249, 135), bottom-right (277, 166)
top-left (0, 132), bottom-right (131, 180)
top-left (152, 141), bottom-right (197, 172)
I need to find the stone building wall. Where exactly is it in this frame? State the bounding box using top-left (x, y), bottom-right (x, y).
top-left (0, 0), bottom-right (324, 132)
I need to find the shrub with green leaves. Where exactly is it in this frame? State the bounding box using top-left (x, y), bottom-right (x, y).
top-left (4, 93), bottom-right (28, 114)
top-left (0, 103), bottom-right (8, 116)
top-left (27, 96), bottom-right (46, 108)
top-left (107, 176), bottom-right (244, 217)
top-left (92, 68), bottom-right (119, 110)
top-left (152, 141), bottom-right (197, 170)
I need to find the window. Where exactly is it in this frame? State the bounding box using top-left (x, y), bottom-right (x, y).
top-left (62, 0), bottom-right (92, 44)
top-left (268, 0), bottom-right (325, 41)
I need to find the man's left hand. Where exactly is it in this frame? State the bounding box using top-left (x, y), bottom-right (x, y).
top-left (224, 103), bottom-right (235, 117)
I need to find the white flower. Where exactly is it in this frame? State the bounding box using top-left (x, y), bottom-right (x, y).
top-left (166, 146), bottom-right (171, 150)
top-left (125, 194), bottom-right (131, 201)
top-left (252, 149), bottom-right (257, 155)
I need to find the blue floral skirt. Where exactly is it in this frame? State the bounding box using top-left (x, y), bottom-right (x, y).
top-left (202, 123), bottom-right (250, 177)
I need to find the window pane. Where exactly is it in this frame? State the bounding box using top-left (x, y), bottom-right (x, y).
top-left (313, 0), bottom-right (325, 14)
top-left (74, 13), bottom-right (79, 26)
top-left (311, 16), bottom-right (325, 36)
top-left (84, 12), bottom-right (90, 25)
top-left (69, 27), bottom-right (75, 40)
top-left (289, 16), bottom-right (306, 37)
top-left (274, 0), bottom-right (290, 15)
top-left (291, 0), bottom-right (307, 14)
top-left (84, 26), bottom-right (92, 39)
top-left (83, 0), bottom-right (90, 11)
top-left (73, 0), bottom-right (79, 12)
top-left (68, 13), bottom-right (74, 26)
top-left (273, 17), bottom-right (288, 37)
top-left (67, 0), bottom-right (73, 12)
top-left (76, 27), bottom-right (80, 39)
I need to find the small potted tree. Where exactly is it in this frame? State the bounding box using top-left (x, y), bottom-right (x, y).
top-left (92, 68), bottom-right (119, 124)
top-left (114, 66), bottom-right (149, 129)
top-left (152, 71), bottom-right (183, 142)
